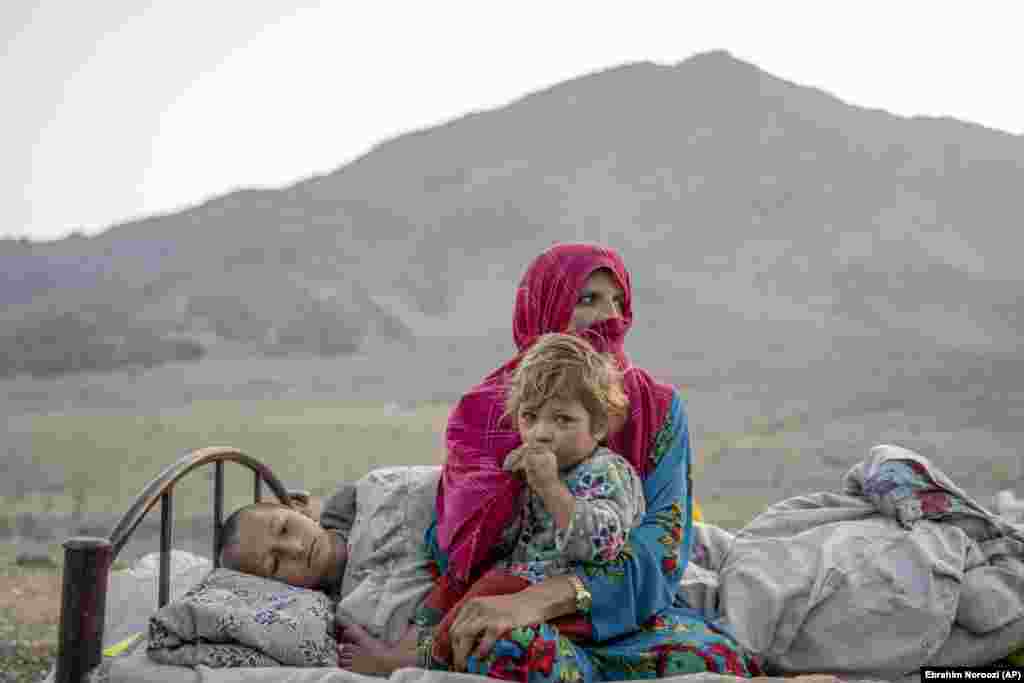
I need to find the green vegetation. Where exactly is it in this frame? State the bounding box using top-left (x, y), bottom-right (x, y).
top-left (3, 399), bottom-right (451, 524)
top-left (3, 399), bottom-right (813, 535)
top-left (695, 413), bottom-right (809, 530)
top-left (697, 412), bottom-right (806, 468)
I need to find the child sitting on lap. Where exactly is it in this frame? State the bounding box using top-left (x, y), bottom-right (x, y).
top-left (429, 332), bottom-right (644, 666)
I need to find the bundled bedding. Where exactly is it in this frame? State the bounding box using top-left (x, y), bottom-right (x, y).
top-left (682, 444), bottom-right (1024, 678)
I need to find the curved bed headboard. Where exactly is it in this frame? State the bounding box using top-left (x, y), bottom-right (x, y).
top-left (55, 446), bottom-right (300, 683)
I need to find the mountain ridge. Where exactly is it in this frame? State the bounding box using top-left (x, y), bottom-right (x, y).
top-left (3, 50), bottom-right (1022, 382)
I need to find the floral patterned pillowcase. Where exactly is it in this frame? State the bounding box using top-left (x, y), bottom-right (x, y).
top-left (147, 568), bottom-right (337, 668)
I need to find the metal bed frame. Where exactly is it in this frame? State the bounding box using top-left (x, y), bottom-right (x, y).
top-left (53, 446), bottom-right (301, 683)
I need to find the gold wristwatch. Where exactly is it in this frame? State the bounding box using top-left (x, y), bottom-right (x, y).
top-left (567, 574), bottom-right (592, 615)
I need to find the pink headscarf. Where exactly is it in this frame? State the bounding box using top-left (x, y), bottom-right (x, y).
top-left (436, 243), bottom-right (676, 584)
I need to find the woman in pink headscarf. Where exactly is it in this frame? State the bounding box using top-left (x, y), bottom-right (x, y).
top-left (341, 244), bottom-right (760, 680)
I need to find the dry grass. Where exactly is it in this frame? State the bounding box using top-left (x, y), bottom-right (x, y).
top-left (0, 573), bottom-right (62, 627)
top-left (0, 545), bottom-right (62, 682)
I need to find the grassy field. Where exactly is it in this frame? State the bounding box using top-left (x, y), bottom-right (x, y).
top-left (2, 396), bottom-right (797, 536)
top-left (3, 399), bottom-right (452, 529)
top-left (6, 391), bottom-right (1017, 548)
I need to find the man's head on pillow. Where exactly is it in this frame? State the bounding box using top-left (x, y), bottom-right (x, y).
top-left (218, 502), bottom-right (346, 590)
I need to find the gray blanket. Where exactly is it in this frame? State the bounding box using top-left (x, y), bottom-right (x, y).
top-left (683, 444), bottom-right (1024, 679)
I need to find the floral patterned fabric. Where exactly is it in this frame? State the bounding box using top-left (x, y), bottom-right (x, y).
top-left (455, 608), bottom-right (760, 683)
top-left (147, 569), bottom-right (337, 668)
top-left (579, 393), bottom-right (692, 643)
top-left (420, 392), bottom-right (761, 681)
top-left (859, 459), bottom-right (974, 526)
top-left (495, 448), bottom-right (646, 584)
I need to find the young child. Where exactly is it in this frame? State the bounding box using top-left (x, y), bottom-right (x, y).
top-left (430, 332), bottom-right (644, 665)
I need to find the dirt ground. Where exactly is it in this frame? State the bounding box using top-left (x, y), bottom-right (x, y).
top-left (0, 574), bottom-right (60, 682)
top-left (0, 573), bottom-right (61, 627)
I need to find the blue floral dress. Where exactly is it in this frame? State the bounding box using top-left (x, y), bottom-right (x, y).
top-left (420, 391), bottom-right (761, 681)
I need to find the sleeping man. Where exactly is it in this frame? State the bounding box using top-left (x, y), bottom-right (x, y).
top-left (217, 500), bottom-right (344, 592)
top-left (214, 462), bottom-right (445, 673)
top-left (217, 494), bottom-right (367, 666)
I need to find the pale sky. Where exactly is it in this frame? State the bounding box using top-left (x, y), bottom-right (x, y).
top-left (4, 1), bottom-right (1022, 241)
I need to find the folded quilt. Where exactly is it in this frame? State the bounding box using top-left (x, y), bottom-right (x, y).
top-left (147, 569), bottom-right (338, 668)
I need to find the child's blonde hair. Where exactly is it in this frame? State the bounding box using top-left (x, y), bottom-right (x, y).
top-left (504, 333), bottom-right (628, 438)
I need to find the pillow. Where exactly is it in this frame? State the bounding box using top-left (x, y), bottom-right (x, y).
top-left (326, 465), bottom-right (442, 643)
top-left (147, 568), bottom-right (337, 667)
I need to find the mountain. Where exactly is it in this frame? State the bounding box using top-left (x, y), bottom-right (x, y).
top-left (3, 50), bottom-right (1023, 383)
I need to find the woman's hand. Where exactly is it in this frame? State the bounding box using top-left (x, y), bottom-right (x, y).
top-left (448, 592), bottom-right (547, 672)
top-left (448, 575), bottom-right (577, 672)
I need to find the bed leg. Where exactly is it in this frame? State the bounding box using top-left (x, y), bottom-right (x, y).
top-left (55, 536), bottom-right (113, 683)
